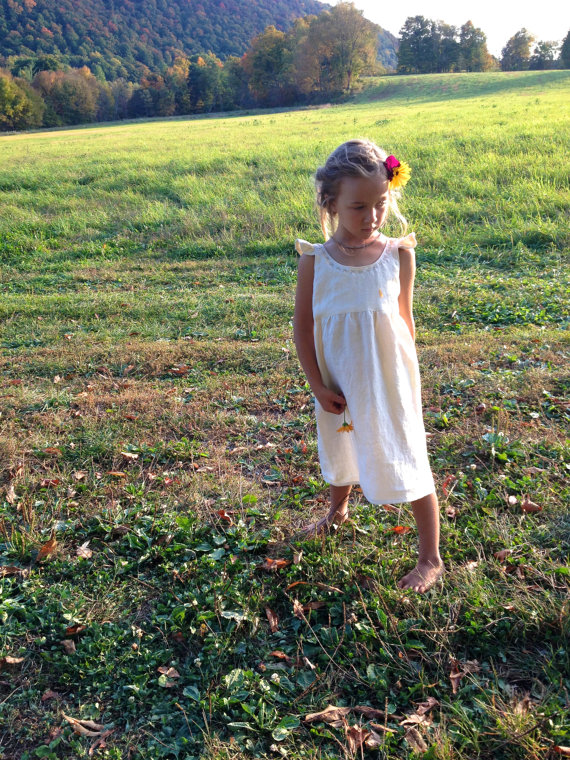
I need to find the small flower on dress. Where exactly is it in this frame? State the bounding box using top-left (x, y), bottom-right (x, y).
top-left (379, 288), bottom-right (383, 298)
top-left (337, 410), bottom-right (354, 433)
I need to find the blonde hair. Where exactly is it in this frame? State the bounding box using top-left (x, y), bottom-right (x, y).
top-left (314, 139), bottom-right (407, 239)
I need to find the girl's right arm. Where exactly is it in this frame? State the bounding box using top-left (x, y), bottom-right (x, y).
top-left (293, 254), bottom-right (346, 415)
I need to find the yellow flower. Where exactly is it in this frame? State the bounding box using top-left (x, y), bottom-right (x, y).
top-left (389, 160), bottom-right (411, 189)
top-left (337, 421), bottom-right (354, 433)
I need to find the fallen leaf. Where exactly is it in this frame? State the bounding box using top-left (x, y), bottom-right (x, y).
top-left (400, 712), bottom-right (431, 727)
top-left (217, 509), bottom-right (233, 523)
top-left (157, 666), bottom-right (180, 678)
top-left (39, 478), bottom-right (61, 488)
top-left (110, 525), bottom-right (129, 537)
top-left (88, 728), bottom-right (115, 755)
top-left (365, 728), bottom-right (385, 747)
top-left (106, 471), bottom-right (127, 478)
top-left (404, 727), bottom-right (428, 753)
top-left (353, 706), bottom-right (387, 720)
top-left (285, 580), bottom-right (343, 593)
top-left (369, 721), bottom-right (397, 735)
top-left (43, 447), bottom-right (62, 456)
top-left (415, 697), bottom-right (439, 716)
top-left (442, 474), bottom-right (457, 497)
top-left (0, 655), bottom-right (25, 669)
top-left (73, 470), bottom-right (88, 481)
top-left (62, 713), bottom-right (104, 737)
top-left (62, 639), bottom-right (76, 654)
top-left (553, 747), bottom-right (570, 756)
top-left (42, 689), bottom-right (60, 702)
top-left (66, 486), bottom-right (77, 498)
top-left (521, 496), bottom-right (542, 513)
top-left (464, 561), bottom-right (478, 571)
top-left (381, 503), bottom-right (400, 513)
top-left (260, 558), bottom-right (291, 572)
top-left (76, 541), bottom-right (93, 559)
top-left (5, 480), bottom-right (17, 505)
top-left (302, 601), bottom-right (326, 611)
top-left (292, 598), bottom-right (305, 619)
top-left (269, 650), bottom-right (293, 666)
top-left (302, 656), bottom-right (316, 670)
top-left (391, 525), bottom-right (412, 534)
top-left (493, 549), bottom-right (511, 562)
top-left (293, 550), bottom-right (303, 564)
top-left (8, 378), bottom-right (22, 385)
top-left (0, 565), bottom-right (27, 578)
top-left (450, 660), bottom-right (462, 694)
top-left (36, 532), bottom-right (57, 562)
top-left (265, 607), bottom-right (279, 633)
top-left (304, 705), bottom-right (351, 725)
top-left (346, 725), bottom-right (370, 752)
top-left (121, 451), bottom-right (139, 461)
top-left (65, 624), bottom-right (86, 636)
top-left (445, 505), bottom-right (456, 518)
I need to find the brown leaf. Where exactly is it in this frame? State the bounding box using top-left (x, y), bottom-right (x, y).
top-left (39, 478), bottom-right (61, 488)
top-left (404, 727), bottom-right (428, 753)
top-left (304, 704), bottom-right (351, 724)
top-left (265, 607), bottom-right (279, 633)
top-left (364, 728), bottom-right (385, 748)
top-left (121, 451), bottom-right (139, 461)
top-left (521, 496), bottom-right (542, 513)
top-left (269, 650), bottom-right (293, 666)
top-left (111, 525), bottom-right (129, 537)
top-left (89, 728), bottom-right (115, 756)
top-left (381, 503), bottom-right (400, 513)
top-left (415, 697), bottom-right (439, 716)
top-left (73, 470), bottom-right (88, 481)
top-left (285, 580), bottom-right (343, 593)
top-left (0, 565), bottom-right (27, 578)
top-left (441, 473), bottom-right (457, 497)
top-left (400, 712), bottom-right (431, 727)
top-left (353, 705), bottom-right (387, 720)
top-left (293, 550), bottom-right (303, 564)
top-left (445, 505), bottom-right (457, 518)
top-left (42, 689), bottom-right (60, 702)
top-left (76, 541), bottom-right (93, 559)
top-left (62, 639), bottom-right (76, 654)
top-left (106, 471), bottom-right (127, 478)
top-left (493, 549), bottom-right (511, 562)
top-left (62, 713), bottom-right (104, 736)
top-left (65, 624), bottom-right (86, 636)
top-left (43, 447), bottom-right (62, 456)
top-left (5, 480), bottom-right (17, 505)
top-left (346, 725), bottom-right (370, 752)
top-left (217, 509), bottom-right (234, 524)
top-left (37, 532), bottom-right (57, 562)
top-left (157, 666), bottom-right (180, 679)
top-left (292, 598), bottom-right (305, 619)
top-left (303, 601), bottom-right (326, 611)
top-left (391, 525), bottom-right (412, 534)
top-left (0, 655), bottom-right (25, 670)
top-left (260, 557), bottom-right (291, 572)
top-left (464, 561), bottom-right (478, 572)
top-left (553, 748), bottom-right (570, 757)
top-left (369, 722), bottom-right (397, 735)
top-left (302, 656), bottom-right (316, 670)
top-left (450, 660), bottom-right (462, 694)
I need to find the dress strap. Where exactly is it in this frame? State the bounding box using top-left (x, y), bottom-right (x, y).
top-left (396, 232), bottom-right (417, 250)
top-left (295, 238), bottom-right (317, 256)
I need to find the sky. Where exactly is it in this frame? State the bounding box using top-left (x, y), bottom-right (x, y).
top-left (330, 0), bottom-right (570, 58)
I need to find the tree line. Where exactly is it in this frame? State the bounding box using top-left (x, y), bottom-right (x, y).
top-left (0, 3), bottom-right (381, 131)
top-left (397, 17), bottom-right (569, 74)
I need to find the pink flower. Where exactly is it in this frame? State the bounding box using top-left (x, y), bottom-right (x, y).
top-left (384, 155), bottom-right (400, 172)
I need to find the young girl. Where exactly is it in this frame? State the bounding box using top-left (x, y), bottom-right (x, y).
top-left (293, 139), bottom-right (444, 594)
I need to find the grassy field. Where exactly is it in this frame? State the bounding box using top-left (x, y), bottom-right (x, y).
top-left (0, 70), bottom-right (569, 759)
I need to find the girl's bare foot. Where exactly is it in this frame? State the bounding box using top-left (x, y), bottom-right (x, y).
top-left (300, 506), bottom-right (349, 537)
top-left (397, 560), bottom-right (445, 593)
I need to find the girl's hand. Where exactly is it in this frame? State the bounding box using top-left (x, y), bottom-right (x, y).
top-left (316, 387), bottom-right (346, 415)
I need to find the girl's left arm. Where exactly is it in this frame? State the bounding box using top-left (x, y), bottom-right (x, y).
top-left (398, 247), bottom-right (416, 341)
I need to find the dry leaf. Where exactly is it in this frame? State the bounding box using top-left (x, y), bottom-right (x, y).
top-left (415, 697), bottom-right (439, 716)
top-left (441, 473), bottom-right (457, 497)
top-left (265, 607), bottom-right (279, 633)
top-left (37, 532), bottom-right (57, 562)
top-left (269, 650), bottom-right (293, 666)
top-left (5, 480), bottom-right (17, 505)
top-left (39, 478), bottom-right (61, 488)
top-left (76, 541), bottom-right (93, 559)
top-left (217, 509), bottom-right (233, 523)
top-left (65, 624), bottom-right (86, 636)
top-left (62, 713), bottom-right (104, 737)
top-left (521, 496), bottom-right (542, 513)
top-left (553, 747), bottom-right (570, 757)
top-left (302, 656), bottom-right (316, 670)
top-left (494, 549), bottom-right (511, 562)
top-left (111, 525), bottom-right (129, 537)
top-left (0, 565), bottom-right (27, 578)
top-left (292, 598), bottom-right (305, 620)
top-left (62, 639), bottom-right (76, 654)
top-left (0, 655), bottom-right (25, 669)
top-left (445, 505), bottom-right (456, 518)
top-left (400, 712), bottom-right (431, 727)
top-left (43, 447), bottom-right (62, 456)
top-left (353, 705), bottom-right (387, 720)
top-left (302, 601), bottom-right (326, 611)
top-left (121, 451), bottom-right (139, 461)
top-left (73, 470), bottom-right (88, 481)
top-left (391, 525), bottom-right (412, 534)
top-left (404, 727), bottom-right (428, 753)
top-left (285, 580), bottom-right (343, 593)
top-left (369, 722), bottom-right (397, 734)
top-left (157, 666), bottom-right (180, 678)
top-left (364, 729), bottom-right (385, 748)
top-left (464, 561), bottom-right (478, 571)
top-left (106, 471), bottom-right (127, 478)
top-left (304, 705), bottom-right (351, 725)
top-left (450, 660), bottom-right (462, 694)
top-left (381, 503), bottom-right (400, 513)
top-left (346, 725), bottom-right (370, 752)
top-left (260, 558), bottom-right (291, 572)
top-left (293, 550), bottom-right (303, 564)
top-left (42, 689), bottom-right (60, 702)
top-left (89, 728), bottom-right (115, 756)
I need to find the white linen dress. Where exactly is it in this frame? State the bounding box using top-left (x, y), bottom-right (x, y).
top-left (295, 232), bottom-right (435, 504)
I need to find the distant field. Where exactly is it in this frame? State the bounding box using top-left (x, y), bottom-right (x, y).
top-left (0, 71), bottom-right (568, 760)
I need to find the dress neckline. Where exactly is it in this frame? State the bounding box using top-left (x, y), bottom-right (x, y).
top-left (320, 234), bottom-right (391, 272)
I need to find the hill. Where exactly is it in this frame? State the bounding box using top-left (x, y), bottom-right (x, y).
top-left (0, 0), bottom-right (330, 79)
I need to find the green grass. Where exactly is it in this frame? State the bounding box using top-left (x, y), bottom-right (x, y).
top-left (0, 70), bottom-right (569, 760)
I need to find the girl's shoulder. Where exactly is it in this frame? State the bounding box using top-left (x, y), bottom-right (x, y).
top-left (395, 232), bottom-right (417, 251)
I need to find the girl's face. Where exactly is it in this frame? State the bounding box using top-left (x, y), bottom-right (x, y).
top-left (330, 174), bottom-right (390, 245)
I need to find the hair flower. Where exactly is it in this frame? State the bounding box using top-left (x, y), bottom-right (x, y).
top-left (384, 155), bottom-right (411, 189)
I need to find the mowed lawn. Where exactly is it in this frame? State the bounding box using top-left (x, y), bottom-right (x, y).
top-left (0, 70), bottom-right (568, 759)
